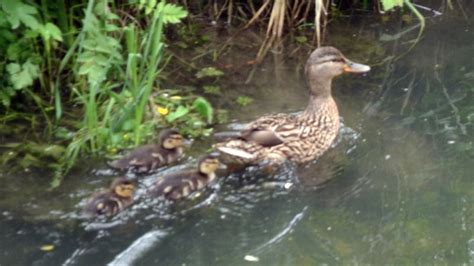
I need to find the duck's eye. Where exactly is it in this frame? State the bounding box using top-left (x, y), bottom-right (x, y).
top-left (331, 58), bottom-right (344, 63)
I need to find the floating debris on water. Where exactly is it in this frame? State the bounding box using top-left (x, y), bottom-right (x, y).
top-left (244, 255), bottom-right (259, 262)
top-left (40, 245), bottom-right (55, 252)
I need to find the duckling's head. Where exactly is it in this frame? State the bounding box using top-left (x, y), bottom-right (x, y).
top-left (160, 129), bottom-right (185, 150)
top-left (93, 198), bottom-right (120, 217)
top-left (198, 154), bottom-right (220, 175)
top-left (82, 194), bottom-right (120, 218)
top-left (305, 47), bottom-right (370, 96)
top-left (110, 177), bottom-right (135, 198)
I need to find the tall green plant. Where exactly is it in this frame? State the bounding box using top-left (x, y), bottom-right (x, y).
top-left (0, 0), bottom-right (63, 131)
top-left (55, 1), bottom-right (189, 187)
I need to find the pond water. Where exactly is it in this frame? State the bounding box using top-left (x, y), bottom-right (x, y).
top-left (1, 7), bottom-right (473, 266)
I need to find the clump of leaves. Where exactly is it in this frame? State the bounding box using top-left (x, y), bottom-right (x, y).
top-left (0, 0), bottom-right (62, 112)
top-left (0, 142), bottom-right (65, 171)
top-left (196, 67), bottom-right (224, 79)
top-left (203, 85), bottom-right (221, 95)
top-left (236, 96), bottom-right (254, 106)
top-left (152, 93), bottom-right (214, 137)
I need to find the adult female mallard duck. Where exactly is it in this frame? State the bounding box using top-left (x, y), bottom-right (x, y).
top-left (82, 177), bottom-right (136, 218)
top-left (149, 154), bottom-right (220, 200)
top-left (108, 129), bottom-right (185, 173)
top-left (215, 46), bottom-right (370, 165)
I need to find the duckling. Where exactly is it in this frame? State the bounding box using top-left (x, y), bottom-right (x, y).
top-left (214, 47), bottom-right (370, 165)
top-left (149, 154), bottom-right (220, 201)
top-left (108, 129), bottom-right (185, 173)
top-left (82, 177), bottom-right (136, 218)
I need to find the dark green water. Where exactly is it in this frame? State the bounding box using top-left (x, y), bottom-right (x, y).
top-left (1, 9), bottom-right (473, 265)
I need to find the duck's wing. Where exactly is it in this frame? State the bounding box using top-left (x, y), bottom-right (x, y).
top-left (242, 113), bottom-right (299, 147)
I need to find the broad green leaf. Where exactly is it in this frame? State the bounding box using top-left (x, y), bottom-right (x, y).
top-left (7, 60), bottom-right (39, 90)
top-left (0, 89), bottom-right (12, 107)
top-left (196, 67), bottom-right (224, 79)
top-left (0, 0), bottom-right (39, 29)
top-left (0, 28), bottom-right (16, 42)
top-left (156, 2), bottom-right (188, 24)
top-left (6, 62), bottom-right (20, 74)
top-left (166, 105), bottom-right (189, 122)
top-left (105, 23), bottom-right (120, 32)
top-left (122, 120), bottom-right (135, 131)
top-left (42, 23), bottom-right (63, 42)
top-left (192, 97), bottom-right (213, 124)
top-left (381, 0), bottom-right (404, 11)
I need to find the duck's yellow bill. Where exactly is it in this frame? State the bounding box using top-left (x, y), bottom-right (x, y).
top-left (343, 60), bottom-right (371, 73)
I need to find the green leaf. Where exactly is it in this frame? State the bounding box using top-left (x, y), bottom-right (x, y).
top-left (192, 97), bottom-right (213, 124)
top-left (122, 120), bottom-right (135, 131)
top-left (236, 96), bottom-right (254, 106)
top-left (6, 62), bottom-right (20, 74)
top-left (0, 89), bottom-right (12, 107)
top-left (40, 23), bottom-right (63, 42)
top-left (156, 2), bottom-right (188, 24)
top-left (6, 43), bottom-right (21, 60)
top-left (6, 60), bottom-right (39, 90)
top-left (380, 0), bottom-right (404, 11)
top-left (216, 109), bottom-right (229, 124)
top-left (295, 36), bottom-right (307, 44)
top-left (166, 105), bottom-right (189, 122)
top-left (196, 67), bottom-right (224, 79)
top-left (19, 153), bottom-right (42, 168)
top-left (0, 0), bottom-right (39, 29)
top-left (145, 0), bottom-right (157, 15)
top-left (203, 85), bottom-right (221, 95)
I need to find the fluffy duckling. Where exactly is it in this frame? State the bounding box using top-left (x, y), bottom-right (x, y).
top-left (109, 129), bottom-right (185, 173)
top-left (149, 154), bottom-right (220, 201)
top-left (82, 177), bottom-right (136, 218)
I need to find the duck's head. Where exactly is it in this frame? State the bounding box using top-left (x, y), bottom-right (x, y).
top-left (160, 129), bottom-right (185, 150)
top-left (305, 47), bottom-right (370, 96)
top-left (110, 177), bottom-right (135, 198)
top-left (198, 154), bottom-right (220, 175)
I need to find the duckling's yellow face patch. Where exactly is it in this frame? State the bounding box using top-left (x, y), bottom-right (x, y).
top-left (114, 182), bottom-right (135, 198)
top-left (163, 134), bottom-right (184, 149)
top-left (199, 158), bottom-right (220, 175)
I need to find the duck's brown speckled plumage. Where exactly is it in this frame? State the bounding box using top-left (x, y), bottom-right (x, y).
top-left (215, 47), bottom-right (370, 165)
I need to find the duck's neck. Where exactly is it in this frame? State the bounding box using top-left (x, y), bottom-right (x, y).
top-left (303, 78), bottom-right (334, 115)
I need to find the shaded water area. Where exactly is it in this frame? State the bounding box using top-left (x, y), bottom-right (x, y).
top-left (1, 9), bottom-right (473, 265)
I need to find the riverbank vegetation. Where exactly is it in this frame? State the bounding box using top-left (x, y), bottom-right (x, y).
top-left (0, 0), bottom-right (461, 187)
